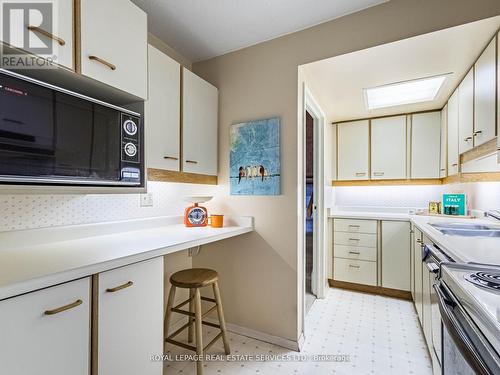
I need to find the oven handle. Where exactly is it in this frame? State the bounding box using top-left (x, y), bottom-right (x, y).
top-left (433, 284), bottom-right (490, 375)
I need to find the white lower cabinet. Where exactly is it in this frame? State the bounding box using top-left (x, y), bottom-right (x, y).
top-left (334, 258), bottom-right (377, 286)
top-left (97, 257), bottom-right (163, 375)
top-left (381, 221), bottom-right (410, 291)
top-left (0, 278), bottom-right (91, 375)
top-left (413, 228), bottom-right (423, 323)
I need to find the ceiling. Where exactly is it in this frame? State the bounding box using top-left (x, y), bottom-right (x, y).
top-left (131, 0), bottom-right (387, 62)
top-left (301, 16), bottom-right (500, 122)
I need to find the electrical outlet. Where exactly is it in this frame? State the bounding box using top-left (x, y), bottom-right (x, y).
top-left (140, 193), bottom-right (154, 207)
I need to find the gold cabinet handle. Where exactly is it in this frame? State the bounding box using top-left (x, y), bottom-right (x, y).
top-left (185, 160), bottom-right (198, 164)
top-left (89, 55), bottom-right (116, 71)
top-left (106, 281), bottom-right (133, 293)
top-left (451, 163), bottom-right (458, 167)
top-left (355, 172), bottom-right (366, 176)
top-left (348, 251), bottom-right (360, 255)
top-left (348, 238), bottom-right (360, 242)
top-left (473, 130), bottom-right (482, 136)
top-left (349, 264), bottom-right (360, 269)
top-left (164, 156), bottom-right (179, 160)
top-left (348, 224), bottom-right (360, 228)
top-left (464, 136), bottom-right (473, 142)
top-left (44, 299), bottom-right (82, 315)
top-left (373, 172), bottom-right (384, 176)
top-left (28, 26), bottom-right (65, 46)
top-left (416, 239), bottom-right (423, 244)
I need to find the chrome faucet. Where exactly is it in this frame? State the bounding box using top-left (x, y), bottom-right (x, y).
top-left (485, 210), bottom-right (500, 221)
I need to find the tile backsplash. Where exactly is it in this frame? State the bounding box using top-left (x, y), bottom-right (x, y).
top-left (0, 182), bottom-right (221, 232)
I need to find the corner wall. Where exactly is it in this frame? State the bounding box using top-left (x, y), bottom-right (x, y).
top-left (192, 0), bottom-right (500, 344)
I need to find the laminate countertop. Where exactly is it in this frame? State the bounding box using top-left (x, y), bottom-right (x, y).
top-left (0, 216), bottom-right (253, 300)
top-left (329, 208), bottom-right (500, 265)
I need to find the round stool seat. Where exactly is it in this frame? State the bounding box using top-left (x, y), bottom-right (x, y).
top-left (170, 268), bottom-right (218, 288)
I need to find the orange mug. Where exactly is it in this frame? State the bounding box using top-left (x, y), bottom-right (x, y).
top-left (208, 214), bottom-right (224, 228)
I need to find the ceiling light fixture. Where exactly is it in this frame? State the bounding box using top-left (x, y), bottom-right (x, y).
top-left (364, 74), bottom-right (449, 110)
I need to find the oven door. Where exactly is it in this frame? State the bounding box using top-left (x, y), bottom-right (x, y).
top-left (0, 71), bottom-right (130, 186)
top-left (434, 282), bottom-right (500, 375)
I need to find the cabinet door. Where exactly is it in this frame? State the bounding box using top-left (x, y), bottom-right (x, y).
top-left (411, 112), bottom-right (441, 179)
top-left (413, 228), bottom-right (423, 324)
top-left (458, 69), bottom-right (474, 154)
top-left (0, 278), bottom-right (90, 375)
top-left (337, 120), bottom-right (369, 180)
top-left (98, 258), bottom-right (163, 375)
top-left (182, 67), bottom-right (218, 175)
top-left (80, 0), bottom-right (147, 99)
top-left (474, 38), bottom-right (496, 147)
top-left (447, 89), bottom-right (459, 175)
top-left (410, 224), bottom-right (415, 299)
top-left (54, 0), bottom-right (74, 69)
top-left (440, 106), bottom-right (448, 178)
top-left (371, 116), bottom-right (407, 180)
top-left (381, 221), bottom-right (410, 291)
top-left (145, 45), bottom-right (181, 171)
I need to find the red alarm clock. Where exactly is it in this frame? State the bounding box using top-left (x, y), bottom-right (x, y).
top-left (183, 196), bottom-right (212, 227)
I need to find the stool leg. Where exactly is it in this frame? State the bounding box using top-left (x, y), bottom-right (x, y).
top-left (188, 288), bottom-right (194, 343)
top-left (164, 285), bottom-right (177, 340)
top-left (213, 281), bottom-right (230, 355)
top-left (194, 288), bottom-right (204, 375)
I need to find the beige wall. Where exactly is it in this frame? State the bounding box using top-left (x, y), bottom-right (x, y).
top-left (192, 0), bottom-right (500, 343)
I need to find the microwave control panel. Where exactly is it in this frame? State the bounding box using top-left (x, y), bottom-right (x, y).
top-left (120, 114), bottom-right (141, 182)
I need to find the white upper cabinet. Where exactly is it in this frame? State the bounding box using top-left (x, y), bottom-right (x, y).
top-left (440, 106), bottom-right (448, 178)
top-left (411, 112), bottom-right (441, 179)
top-left (337, 120), bottom-right (369, 180)
top-left (80, 0), bottom-right (148, 99)
top-left (0, 278), bottom-right (90, 375)
top-left (474, 37), bottom-right (497, 147)
top-left (98, 258), bottom-right (163, 375)
top-left (145, 45), bottom-right (181, 172)
top-left (182, 67), bottom-right (218, 175)
top-left (447, 89), bottom-right (459, 175)
top-left (458, 69), bottom-right (474, 154)
top-left (371, 116), bottom-right (407, 180)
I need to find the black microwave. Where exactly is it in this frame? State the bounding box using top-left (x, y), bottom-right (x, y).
top-left (0, 69), bottom-right (143, 187)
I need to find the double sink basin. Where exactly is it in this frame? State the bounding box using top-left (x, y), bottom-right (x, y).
top-left (431, 222), bottom-right (500, 237)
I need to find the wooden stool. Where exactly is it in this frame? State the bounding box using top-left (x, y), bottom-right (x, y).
top-left (164, 268), bottom-right (230, 374)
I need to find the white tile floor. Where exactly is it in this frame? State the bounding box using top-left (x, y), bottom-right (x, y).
top-left (163, 288), bottom-right (433, 375)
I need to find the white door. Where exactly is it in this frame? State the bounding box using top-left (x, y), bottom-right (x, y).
top-left (411, 112), bottom-right (441, 179)
top-left (80, 0), bottom-right (148, 99)
top-left (447, 89), bottom-right (459, 175)
top-left (381, 221), bottom-right (411, 291)
top-left (337, 120), bottom-right (369, 180)
top-left (371, 116), bottom-right (407, 180)
top-left (98, 258), bottom-right (163, 375)
top-left (182, 67), bottom-right (218, 175)
top-left (146, 45), bottom-right (181, 171)
top-left (0, 278), bottom-right (90, 375)
top-left (458, 69), bottom-right (474, 154)
top-left (474, 38), bottom-right (496, 147)
top-left (440, 106), bottom-right (448, 178)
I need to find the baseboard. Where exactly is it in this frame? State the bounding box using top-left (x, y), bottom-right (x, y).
top-left (328, 279), bottom-right (412, 301)
top-left (205, 317), bottom-right (300, 351)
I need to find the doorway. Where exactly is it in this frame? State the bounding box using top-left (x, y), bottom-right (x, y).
top-left (305, 111), bottom-right (316, 313)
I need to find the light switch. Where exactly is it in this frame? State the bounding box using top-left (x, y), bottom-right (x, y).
top-left (140, 193), bottom-right (153, 207)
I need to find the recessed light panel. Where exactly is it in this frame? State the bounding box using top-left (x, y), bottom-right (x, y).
top-left (364, 75), bottom-right (448, 110)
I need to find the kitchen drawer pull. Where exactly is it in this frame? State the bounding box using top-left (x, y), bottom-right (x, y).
top-left (464, 136), bottom-right (473, 142)
top-left (28, 26), bottom-right (65, 46)
top-left (440, 168), bottom-right (446, 171)
top-left (106, 281), bottom-right (133, 293)
top-left (164, 156), bottom-right (179, 160)
top-left (89, 55), bottom-right (116, 71)
top-left (348, 238), bottom-right (360, 242)
top-left (348, 224), bottom-right (360, 228)
top-left (451, 163), bottom-right (458, 167)
top-left (348, 251), bottom-right (360, 255)
top-left (44, 299), bottom-right (83, 315)
top-left (473, 130), bottom-right (482, 136)
top-left (373, 172), bottom-right (384, 176)
top-left (355, 172), bottom-right (366, 176)
top-left (185, 160), bottom-right (198, 164)
top-left (349, 264), bottom-right (360, 269)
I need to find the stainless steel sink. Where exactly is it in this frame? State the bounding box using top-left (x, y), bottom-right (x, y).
top-left (430, 222), bottom-right (500, 237)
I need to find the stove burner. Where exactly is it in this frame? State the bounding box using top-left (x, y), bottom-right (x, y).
top-left (465, 272), bottom-right (500, 291)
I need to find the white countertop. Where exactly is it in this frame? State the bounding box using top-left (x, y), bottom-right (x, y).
top-left (329, 207), bottom-right (500, 265)
top-left (0, 216), bottom-right (253, 300)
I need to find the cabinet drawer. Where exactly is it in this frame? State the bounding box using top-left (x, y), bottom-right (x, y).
top-left (334, 244), bottom-right (377, 261)
top-left (334, 232), bottom-right (377, 248)
top-left (333, 258), bottom-right (377, 286)
top-left (334, 219), bottom-right (377, 234)
top-left (0, 278), bottom-right (90, 375)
